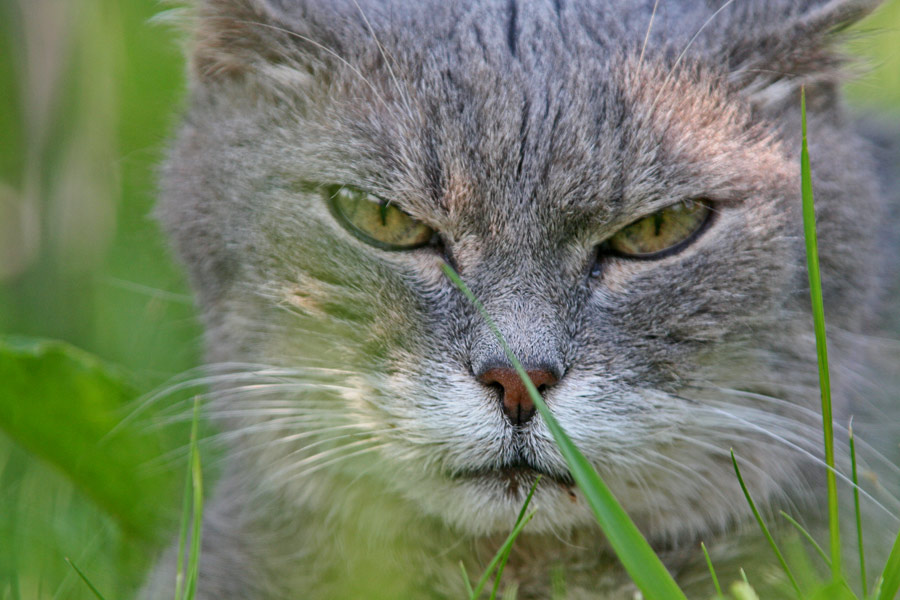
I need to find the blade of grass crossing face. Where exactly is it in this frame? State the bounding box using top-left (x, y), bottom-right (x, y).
top-left (701, 542), bottom-right (724, 598)
top-left (779, 511), bottom-right (831, 568)
top-left (876, 527), bottom-right (900, 600)
top-left (489, 477), bottom-right (541, 600)
top-left (849, 422), bottom-right (867, 597)
top-left (182, 397), bottom-right (204, 600)
top-left (800, 87), bottom-right (842, 580)
top-left (64, 558), bottom-right (107, 600)
top-left (442, 263), bottom-right (688, 600)
top-left (731, 450), bottom-right (801, 597)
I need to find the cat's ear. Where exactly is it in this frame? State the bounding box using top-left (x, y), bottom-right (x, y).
top-left (707, 0), bottom-right (881, 105)
top-left (188, 0), bottom-right (327, 87)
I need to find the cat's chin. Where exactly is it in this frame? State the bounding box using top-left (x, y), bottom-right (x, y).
top-left (449, 460), bottom-right (576, 492)
top-left (401, 467), bottom-right (600, 536)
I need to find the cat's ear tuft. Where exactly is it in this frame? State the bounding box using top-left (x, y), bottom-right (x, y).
top-left (189, 0), bottom-right (317, 87)
top-left (710, 0), bottom-right (881, 106)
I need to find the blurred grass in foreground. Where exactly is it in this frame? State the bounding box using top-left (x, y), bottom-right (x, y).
top-left (0, 0), bottom-right (898, 598)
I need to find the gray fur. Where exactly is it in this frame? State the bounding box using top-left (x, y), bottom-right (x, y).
top-left (148, 0), bottom-right (898, 598)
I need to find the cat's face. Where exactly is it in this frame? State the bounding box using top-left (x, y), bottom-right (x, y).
top-left (162, 0), bottom-right (884, 543)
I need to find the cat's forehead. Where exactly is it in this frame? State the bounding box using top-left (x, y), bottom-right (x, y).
top-left (321, 48), bottom-right (770, 239)
top-left (280, 1), bottom-right (782, 228)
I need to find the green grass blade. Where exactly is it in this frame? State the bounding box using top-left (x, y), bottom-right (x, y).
top-left (489, 477), bottom-right (541, 600)
top-left (800, 86), bottom-right (842, 579)
top-left (470, 510), bottom-right (537, 599)
top-left (701, 542), bottom-right (724, 598)
top-left (849, 422), bottom-right (867, 597)
top-left (780, 511), bottom-right (831, 568)
top-left (173, 431), bottom-right (193, 600)
top-left (731, 580), bottom-right (761, 600)
top-left (182, 397), bottom-right (204, 600)
top-left (876, 526), bottom-right (900, 600)
top-left (551, 567), bottom-right (567, 600)
top-left (460, 562), bottom-right (474, 597)
top-left (731, 450), bottom-right (802, 597)
top-left (64, 558), bottom-right (107, 600)
top-left (442, 263), bottom-right (688, 600)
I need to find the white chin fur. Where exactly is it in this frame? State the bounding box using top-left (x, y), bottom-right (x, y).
top-left (399, 473), bottom-right (598, 536)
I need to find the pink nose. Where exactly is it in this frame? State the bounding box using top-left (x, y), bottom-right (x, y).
top-left (477, 367), bottom-right (558, 426)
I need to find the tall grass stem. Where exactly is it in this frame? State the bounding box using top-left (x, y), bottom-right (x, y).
top-left (182, 397), bottom-right (204, 600)
top-left (800, 86), bottom-right (842, 579)
top-left (701, 542), bottom-right (723, 598)
top-left (849, 422), bottom-right (867, 597)
top-left (731, 450), bottom-right (801, 597)
top-left (779, 511), bottom-right (831, 568)
top-left (489, 477), bottom-right (541, 600)
top-left (64, 558), bottom-right (107, 600)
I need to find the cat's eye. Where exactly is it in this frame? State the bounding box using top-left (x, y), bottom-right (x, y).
top-left (606, 199), bottom-right (712, 259)
top-left (326, 185), bottom-right (435, 250)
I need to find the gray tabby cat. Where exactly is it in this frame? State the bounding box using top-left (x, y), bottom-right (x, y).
top-left (146, 0), bottom-right (900, 598)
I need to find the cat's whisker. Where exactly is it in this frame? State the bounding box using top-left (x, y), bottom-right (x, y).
top-left (702, 386), bottom-right (900, 478)
top-left (222, 427), bottom-right (394, 466)
top-left (106, 366), bottom-right (301, 438)
top-left (662, 431), bottom-right (812, 517)
top-left (264, 435), bottom-right (385, 476)
top-left (272, 439), bottom-right (391, 485)
top-left (649, 0), bottom-right (737, 115)
top-left (228, 18), bottom-right (396, 118)
top-left (152, 409), bottom-right (345, 430)
top-left (638, 0), bottom-right (661, 68)
top-left (144, 390), bottom-right (338, 422)
top-left (142, 422), bottom-right (392, 476)
top-left (349, 0), bottom-right (418, 123)
top-left (703, 406), bottom-right (900, 521)
top-left (277, 442), bottom-right (393, 489)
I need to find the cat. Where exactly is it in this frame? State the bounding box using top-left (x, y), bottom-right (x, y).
top-left (145, 0), bottom-right (900, 598)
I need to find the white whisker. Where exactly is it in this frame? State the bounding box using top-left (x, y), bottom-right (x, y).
top-left (649, 0), bottom-right (737, 114)
top-left (704, 406), bottom-right (900, 522)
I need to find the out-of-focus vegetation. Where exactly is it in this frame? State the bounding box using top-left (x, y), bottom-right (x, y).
top-left (0, 1), bottom-right (897, 598)
top-left (0, 0), bottom-right (196, 597)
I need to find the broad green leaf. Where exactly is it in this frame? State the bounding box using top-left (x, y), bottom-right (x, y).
top-left (0, 336), bottom-right (178, 539)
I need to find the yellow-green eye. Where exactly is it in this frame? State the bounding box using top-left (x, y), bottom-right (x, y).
top-left (607, 200), bottom-right (712, 258)
top-left (327, 186), bottom-right (434, 250)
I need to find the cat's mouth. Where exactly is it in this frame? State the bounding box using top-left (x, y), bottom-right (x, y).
top-left (450, 459), bottom-right (576, 496)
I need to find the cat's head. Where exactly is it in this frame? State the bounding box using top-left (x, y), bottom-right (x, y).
top-left (160, 0), bottom-right (886, 542)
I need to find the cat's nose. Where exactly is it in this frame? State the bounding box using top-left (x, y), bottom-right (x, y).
top-left (477, 366), bottom-right (559, 426)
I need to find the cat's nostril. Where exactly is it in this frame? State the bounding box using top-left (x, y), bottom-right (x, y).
top-left (476, 366), bottom-right (559, 426)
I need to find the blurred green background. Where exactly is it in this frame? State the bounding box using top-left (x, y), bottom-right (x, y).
top-left (0, 0), bottom-right (898, 598)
